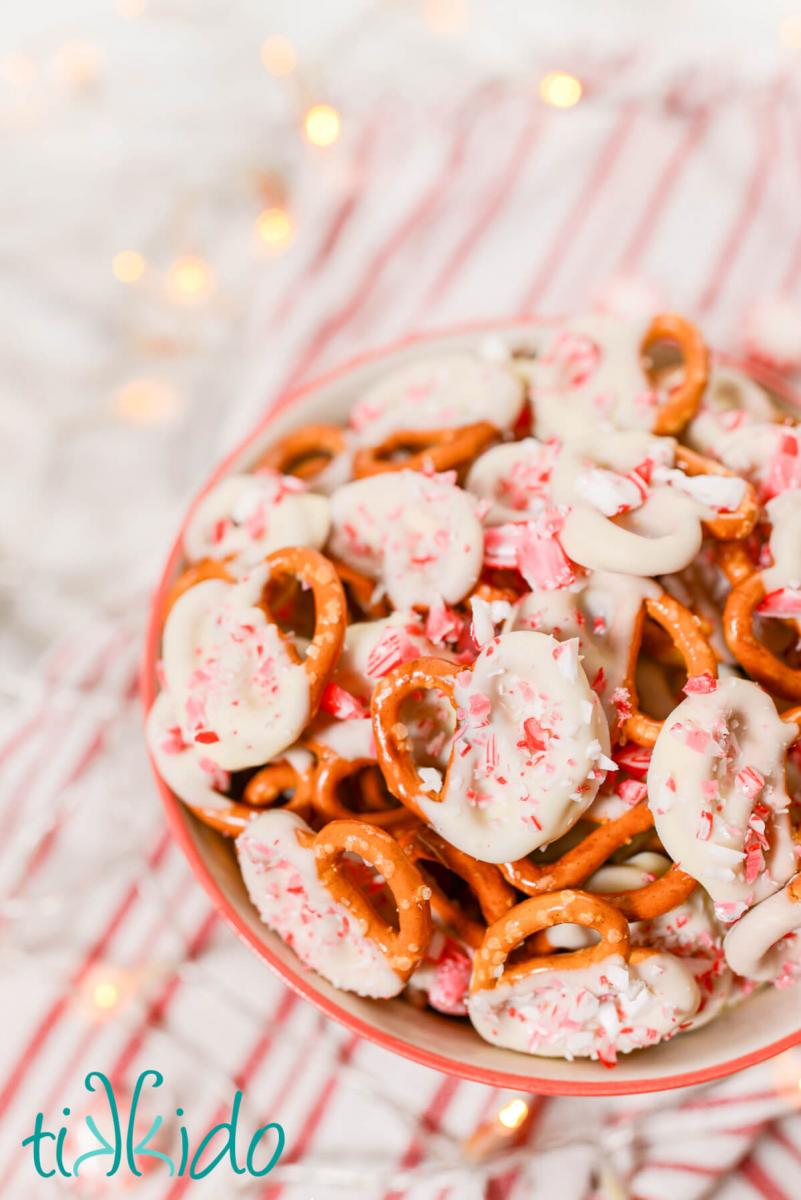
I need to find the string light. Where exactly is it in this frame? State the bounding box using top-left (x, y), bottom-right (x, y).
top-left (304, 103), bottom-right (341, 148)
top-left (112, 249), bottom-right (145, 283)
top-left (112, 379), bottom-right (182, 425)
top-left (539, 70), bottom-right (583, 109)
top-left (52, 40), bottom-right (103, 92)
top-left (116, 0), bottom-right (148, 15)
top-left (261, 35), bottom-right (297, 76)
top-left (166, 254), bottom-right (214, 302)
top-left (497, 1098), bottom-right (530, 1130)
top-left (780, 15), bottom-right (801, 49)
top-left (256, 206), bottom-right (294, 250)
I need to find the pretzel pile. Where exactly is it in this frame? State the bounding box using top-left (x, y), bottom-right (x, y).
top-left (147, 314), bottom-right (801, 1066)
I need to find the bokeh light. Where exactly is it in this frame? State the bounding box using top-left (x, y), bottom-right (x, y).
top-left (304, 103), bottom-right (341, 147)
top-left (261, 35), bottom-right (297, 76)
top-left (256, 206), bottom-right (294, 250)
top-left (539, 71), bottom-right (583, 108)
top-left (112, 249), bottom-right (145, 283)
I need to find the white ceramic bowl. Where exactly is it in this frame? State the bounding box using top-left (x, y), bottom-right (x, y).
top-left (142, 319), bottom-right (801, 1095)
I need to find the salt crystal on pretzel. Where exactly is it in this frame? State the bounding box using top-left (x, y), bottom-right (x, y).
top-left (237, 810), bottom-right (421, 998)
top-left (647, 676), bottom-right (798, 919)
top-left (328, 469), bottom-right (483, 609)
top-left (348, 351), bottom-right (524, 445)
top-left (184, 471), bottom-right (330, 568)
top-left (468, 891), bottom-right (700, 1061)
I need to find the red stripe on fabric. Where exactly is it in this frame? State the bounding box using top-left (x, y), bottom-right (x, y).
top-left (519, 103), bottom-right (639, 313)
top-left (680, 1090), bottom-right (783, 1110)
top-left (698, 87), bottom-right (783, 313)
top-left (279, 83), bottom-right (500, 395)
top-left (739, 1155), bottom-right (792, 1200)
top-left (0, 712), bottom-right (44, 768)
top-left (644, 1158), bottom-right (722, 1176)
top-left (272, 121), bottom-right (381, 326)
top-left (0, 830), bottom-right (171, 1118)
top-left (618, 109), bottom-right (710, 274)
top-left (423, 112), bottom-right (546, 308)
top-left (381, 1075), bottom-right (462, 1200)
top-left (770, 1125), bottom-right (801, 1166)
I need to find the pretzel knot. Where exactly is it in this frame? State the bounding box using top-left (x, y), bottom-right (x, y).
top-left (499, 802), bottom-right (696, 920)
top-left (353, 422), bottom-right (497, 480)
top-left (258, 424), bottom-right (347, 482)
top-left (724, 573), bottom-right (801, 701)
top-left (308, 744), bottom-right (416, 830)
top-left (644, 313), bottom-right (709, 435)
top-left (399, 826), bottom-right (517, 949)
top-left (621, 591), bottom-right (717, 747)
top-left (470, 891), bottom-right (633, 994)
top-left (309, 820), bottom-right (433, 978)
top-left (163, 557), bottom-right (234, 620)
top-left (673, 445), bottom-right (759, 541)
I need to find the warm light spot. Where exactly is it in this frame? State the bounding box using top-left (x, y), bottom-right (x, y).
top-left (256, 207), bottom-right (294, 249)
top-left (112, 249), bottom-right (145, 283)
top-left (304, 103), bottom-right (341, 148)
top-left (422, 0), bottom-right (466, 33)
top-left (780, 15), bottom-right (801, 48)
top-left (497, 1098), bottom-right (529, 1130)
top-left (92, 980), bottom-right (120, 1011)
top-left (166, 254), bottom-right (214, 302)
top-left (53, 40), bottom-right (103, 90)
top-left (116, 0), bottom-right (148, 15)
top-left (113, 379), bottom-right (182, 425)
top-left (261, 35), bottom-right (297, 76)
top-left (1, 53), bottom-right (37, 88)
top-left (539, 71), bottom-right (583, 109)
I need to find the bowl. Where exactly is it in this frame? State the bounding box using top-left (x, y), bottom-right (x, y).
top-left (142, 318), bottom-right (801, 1096)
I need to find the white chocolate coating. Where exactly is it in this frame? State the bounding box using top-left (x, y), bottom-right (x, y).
top-left (647, 676), bottom-right (797, 920)
top-left (415, 631), bottom-right (611, 863)
top-left (763, 490), bottom-right (801, 591)
top-left (237, 810), bottom-right (403, 998)
top-left (162, 570), bottom-right (310, 771)
top-left (465, 438), bottom-right (557, 525)
top-left (507, 570), bottom-right (660, 728)
top-left (687, 410), bottom-right (801, 498)
top-left (146, 689), bottom-right (231, 810)
top-left (528, 316), bottom-right (660, 441)
top-left (184, 471), bottom-right (330, 568)
top-left (328, 470), bottom-right (483, 609)
top-left (723, 877), bottom-right (801, 983)
top-left (468, 949), bottom-right (700, 1062)
top-left (349, 352), bottom-right (524, 444)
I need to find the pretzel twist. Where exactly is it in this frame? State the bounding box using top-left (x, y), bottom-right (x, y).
top-left (185, 759), bottom-right (315, 838)
top-left (724, 573), bottom-right (801, 701)
top-left (309, 746), bottom-right (416, 830)
top-left (674, 445), bottom-right (759, 541)
top-left (500, 802), bottom-right (696, 920)
top-left (308, 819), bottom-right (433, 978)
top-left (163, 558), bottom-right (234, 620)
top-left (399, 826), bottom-right (516, 948)
top-left (257, 424), bottom-right (347, 481)
top-left (371, 657), bottom-right (460, 818)
top-left (353, 422), bottom-right (497, 479)
top-left (645, 313), bottom-right (709, 436)
top-left (621, 591), bottom-right (717, 747)
top-left (471, 891), bottom-right (635, 993)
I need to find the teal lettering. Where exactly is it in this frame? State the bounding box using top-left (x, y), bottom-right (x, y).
top-left (21, 1114), bottom-right (56, 1178)
top-left (189, 1090), bottom-right (246, 1179)
top-left (73, 1072), bottom-right (121, 1177)
top-left (246, 1121), bottom-right (285, 1177)
top-left (126, 1070), bottom-right (173, 1177)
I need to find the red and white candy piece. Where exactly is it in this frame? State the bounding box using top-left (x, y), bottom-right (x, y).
top-left (465, 438), bottom-right (558, 525)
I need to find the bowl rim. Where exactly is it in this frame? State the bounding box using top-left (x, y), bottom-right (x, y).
top-left (140, 316), bottom-right (801, 1096)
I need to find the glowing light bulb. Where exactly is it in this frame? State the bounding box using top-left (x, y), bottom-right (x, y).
top-left (92, 980), bottom-right (120, 1011)
top-left (166, 255), bottom-right (214, 302)
top-left (497, 1098), bottom-right (529, 1130)
top-left (304, 103), bottom-right (341, 148)
top-left (113, 379), bottom-right (182, 425)
top-left (256, 207), bottom-right (294, 249)
top-left (261, 35), bottom-right (297, 76)
top-left (780, 15), bottom-right (801, 48)
top-left (116, 0), bottom-right (147, 14)
top-left (539, 71), bottom-right (583, 109)
top-left (112, 249), bottom-right (145, 283)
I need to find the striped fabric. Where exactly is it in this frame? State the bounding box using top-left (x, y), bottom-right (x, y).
top-left (4, 55), bottom-right (801, 1200)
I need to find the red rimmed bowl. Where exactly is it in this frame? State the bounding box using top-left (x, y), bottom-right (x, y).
top-left (142, 319), bottom-right (801, 1096)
